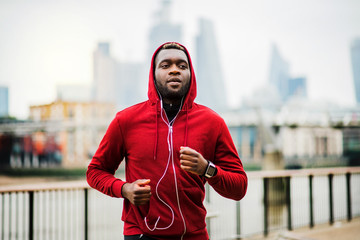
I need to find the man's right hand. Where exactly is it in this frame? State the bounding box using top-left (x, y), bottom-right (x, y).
top-left (121, 179), bottom-right (152, 206)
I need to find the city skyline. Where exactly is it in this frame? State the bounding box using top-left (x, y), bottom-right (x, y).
top-left (351, 38), bottom-right (360, 104)
top-left (1, 0), bottom-right (360, 119)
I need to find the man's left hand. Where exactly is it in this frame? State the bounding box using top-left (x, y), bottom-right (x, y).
top-left (179, 146), bottom-right (208, 176)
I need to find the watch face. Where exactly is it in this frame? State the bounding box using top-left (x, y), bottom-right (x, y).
top-left (207, 166), bottom-right (216, 176)
top-left (205, 162), bottom-right (216, 178)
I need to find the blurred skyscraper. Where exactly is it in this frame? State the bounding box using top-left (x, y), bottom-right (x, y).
top-left (351, 38), bottom-right (360, 105)
top-left (268, 44), bottom-right (290, 101)
top-left (93, 42), bottom-right (146, 110)
top-left (148, 0), bottom-right (182, 58)
top-left (56, 84), bottom-right (92, 102)
top-left (0, 86), bottom-right (9, 117)
top-left (268, 44), bottom-right (307, 102)
top-left (93, 42), bottom-right (117, 104)
top-left (196, 18), bottom-right (228, 112)
top-left (116, 62), bottom-right (147, 109)
top-left (288, 77), bottom-right (307, 98)
top-left (97, 42), bottom-right (110, 56)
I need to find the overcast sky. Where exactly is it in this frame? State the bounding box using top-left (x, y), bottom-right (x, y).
top-left (1, 0), bottom-right (360, 119)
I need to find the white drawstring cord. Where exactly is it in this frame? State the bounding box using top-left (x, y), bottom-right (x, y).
top-left (144, 99), bottom-right (187, 239)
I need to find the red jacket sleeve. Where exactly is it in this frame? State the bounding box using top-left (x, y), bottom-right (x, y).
top-left (86, 115), bottom-right (126, 198)
top-left (207, 120), bottom-right (248, 201)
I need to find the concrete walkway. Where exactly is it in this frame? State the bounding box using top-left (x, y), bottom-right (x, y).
top-left (243, 218), bottom-right (360, 240)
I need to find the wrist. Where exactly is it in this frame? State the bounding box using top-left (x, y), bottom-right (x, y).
top-left (203, 161), bottom-right (217, 178)
top-left (121, 182), bottom-right (130, 199)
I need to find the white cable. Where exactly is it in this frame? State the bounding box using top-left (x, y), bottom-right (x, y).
top-left (144, 98), bottom-right (187, 238)
top-left (144, 112), bottom-right (174, 230)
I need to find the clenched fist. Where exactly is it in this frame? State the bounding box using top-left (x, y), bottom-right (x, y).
top-left (122, 179), bottom-right (152, 206)
top-left (179, 146), bottom-right (208, 176)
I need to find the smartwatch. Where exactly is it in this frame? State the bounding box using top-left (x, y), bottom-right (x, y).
top-left (204, 161), bottom-right (216, 178)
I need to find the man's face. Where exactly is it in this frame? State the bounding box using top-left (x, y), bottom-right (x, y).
top-left (154, 49), bottom-right (191, 103)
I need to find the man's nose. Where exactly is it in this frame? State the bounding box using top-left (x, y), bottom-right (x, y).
top-left (169, 65), bottom-right (180, 75)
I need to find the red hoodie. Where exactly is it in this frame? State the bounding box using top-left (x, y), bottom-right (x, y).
top-left (87, 42), bottom-right (247, 240)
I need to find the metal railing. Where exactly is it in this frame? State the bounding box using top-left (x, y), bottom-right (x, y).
top-left (0, 181), bottom-right (89, 240)
top-left (1, 167), bottom-right (360, 240)
top-left (232, 167), bottom-right (360, 239)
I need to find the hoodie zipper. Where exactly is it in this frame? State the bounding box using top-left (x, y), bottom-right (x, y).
top-left (168, 122), bottom-right (186, 240)
top-left (161, 102), bottom-right (187, 239)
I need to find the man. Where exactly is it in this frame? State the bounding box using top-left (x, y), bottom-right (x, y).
top-left (87, 42), bottom-right (247, 240)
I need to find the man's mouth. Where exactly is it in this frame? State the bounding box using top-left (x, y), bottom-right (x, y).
top-left (167, 78), bottom-right (181, 83)
top-left (167, 78), bottom-right (182, 88)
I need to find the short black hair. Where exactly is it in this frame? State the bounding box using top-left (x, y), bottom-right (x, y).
top-left (161, 42), bottom-right (185, 51)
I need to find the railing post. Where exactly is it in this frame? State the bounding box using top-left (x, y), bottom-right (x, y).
top-left (346, 172), bottom-right (352, 221)
top-left (205, 183), bottom-right (211, 238)
top-left (29, 191), bottom-right (34, 240)
top-left (328, 174), bottom-right (334, 225)
top-left (15, 192), bottom-right (19, 240)
top-left (285, 176), bottom-right (292, 231)
top-left (8, 193), bottom-right (11, 240)
top-left (84, 188), bottom-right (88, 240)
top-left (236, 201), bottom-right (241, 239)
top-left (23, 192), bottom-right (26, 239)
top-left (1, 193), bottom-right (4, 240)
top-left (309, 175), bottom-right (314, 228)
top-left (263, 178), bottom-right (269, 237)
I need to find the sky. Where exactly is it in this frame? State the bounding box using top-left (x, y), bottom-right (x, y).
top-left (0, 0), bottom-right (360, 119)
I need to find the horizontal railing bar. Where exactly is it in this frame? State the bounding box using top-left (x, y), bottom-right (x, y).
top-left (247, 167), bottom-right (360, 179)
top-left (1, 167), bottom-right (359, 193)
top-left (0, 180), bottom-right (89, 193)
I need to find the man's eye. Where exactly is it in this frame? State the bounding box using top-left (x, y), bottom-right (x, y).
top-left (161, 64), bottom-right (168, 68)
top-left (179, 65), bottom-right (187, 69)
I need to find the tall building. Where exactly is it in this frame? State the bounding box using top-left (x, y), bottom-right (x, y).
top-left (195, 18), bottom-right (228, 112)
top-left (0, 86), bottom-right (9, 117)
top-left (97, 42), bottom-right (110, 56)
top-left (56, 84), bottom-right (92, 102)
top-left (147, 0), bottom-right (182, 58)
top-left (93, 42), bottom-right (117, 104)
top-left (268, 44), bottom-right (290, 101)
top-left (116, 62), bottom-right (147, 109)
top-left (268, 44), bottom-right (308, 102)
top-left (351, 38), bottom-right (360, 104)
top-left (288, 77), bottom-right (307, 99)
top-left (93, 42), bottom-right (147, 111)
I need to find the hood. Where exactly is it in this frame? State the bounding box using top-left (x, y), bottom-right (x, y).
top-left (147, 42), bottom-right (197, 110)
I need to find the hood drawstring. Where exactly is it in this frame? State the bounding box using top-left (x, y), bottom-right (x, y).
top-left (154, 100), bottom-right (159, 161)
top-left (184, 106), bottom-right (189, 147)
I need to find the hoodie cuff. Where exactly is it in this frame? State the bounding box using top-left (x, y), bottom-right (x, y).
top-left (111, 179), bottom-right (126, 198)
